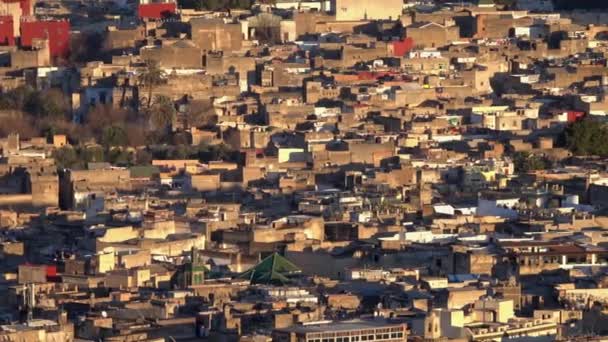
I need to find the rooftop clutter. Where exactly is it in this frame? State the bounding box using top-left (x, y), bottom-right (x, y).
top-left (0, 0), bottom-right (607, 341)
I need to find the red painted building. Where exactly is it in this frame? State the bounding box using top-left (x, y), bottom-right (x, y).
top-left (46, 264), bottom-right (57, 277)
top-left (567, 111), bottom-right (585, 122)
top-left (392, 37), bottom-right (414, 57)
top-left (0, 0), bottom-right (32, 44)
top-left (20, 19), bottom-right (70, 58)
top-left (138, 2), bottom-right (176, 19)
top-left (19, 0), bottom-right (31, 15)
top-left (0, 16), bottom-right (14, 45)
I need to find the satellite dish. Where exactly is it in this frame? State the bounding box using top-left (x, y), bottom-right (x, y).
top-left (101, 311), bottom-right (107, 318)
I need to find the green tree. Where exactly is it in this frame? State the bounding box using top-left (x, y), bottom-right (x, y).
top-left (42, 126), bottom-right (58, 142)
top-left (138, 59), bottom-right (166, 109)
top-left (194, 142), bottom-right (236, 162)
top-left (149, 95), bottom-right (176, 131)
top-left (212, 143), bottom-right (234, 161)
top-left (25, 88), bottom-right (69, 119)
top-left (178, 0), bottom-right (251, 10)
top-left (174, 144), bottom-right (189, 159)
top-left (0, 85), bottom-right (36, 110)
top-left (101, 125), bottom-right (128, 147)
top-left (565, 118), bottom-right (608, 156)
top-left (231, 0), bottom-right (254, 8)
top-left (53, 146), bottom-right (81, 169)
top-left (107, 148), bottom-right (133, 166)
top-left (83, 146), bottom-right (105, 163)
top-left (513, 151), bottom-right (549, 173)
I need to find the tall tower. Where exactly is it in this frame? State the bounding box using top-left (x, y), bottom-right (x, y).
top-left (180, 247), bottom-right (206, 288)
top-left (190, 247), bottom-right (206, 285)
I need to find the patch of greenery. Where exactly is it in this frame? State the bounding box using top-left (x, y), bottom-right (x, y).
top-left (513, 151), bottom-right (550, 173)
top-left (148, 142), bottom-right (238, 163)
top-left (52, 146), bottom-right (83, 170)
top-left (565, 118), bottom-right (608, 157)
top-left (178, 0), bottom-right (253, 11)
top-left (0, 86), bottom-right (69, 119)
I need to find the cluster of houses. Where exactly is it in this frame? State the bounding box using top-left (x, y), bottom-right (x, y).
top-left (2, 0), bottom-right (608, 341)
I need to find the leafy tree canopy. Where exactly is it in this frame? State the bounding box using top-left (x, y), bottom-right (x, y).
top-left (513, 151), bottom-right (550, 173)
top-left (565, 118), bottom-right (608, 157)
top-left (148, 95), bottom-right (176, 130)
top-left (101, 125), bottom-right (129, 147)
top-left (178, 0), bottom-right (253, 10)
top-left (0, 86), bottom-right (69, 119)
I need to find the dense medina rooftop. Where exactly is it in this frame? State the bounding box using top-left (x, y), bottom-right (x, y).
top-left (1, 0), bottom-right (608, 340)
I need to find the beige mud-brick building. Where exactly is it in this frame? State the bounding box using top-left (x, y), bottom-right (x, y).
top-left (140, 40), bottom-right (203, 69)
top-left (190, 18), bottom-right (243, 52)
top-left (61, 168), bottom-right (131, 209)
top-left (405, 21), bottom-right (460, 48)
top-left (30, 171), bottom-right (59, 207)
top-left (332, 0), bottom-right (403, 21)
top-left (105, 25), bottom-right (145, 51)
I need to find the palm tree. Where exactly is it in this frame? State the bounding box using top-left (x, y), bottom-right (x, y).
top-left (138, 59), bottom-right (165, 109)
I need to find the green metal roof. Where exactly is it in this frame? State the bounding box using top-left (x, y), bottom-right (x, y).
top-left (238, 253), bottom-right (301, 285)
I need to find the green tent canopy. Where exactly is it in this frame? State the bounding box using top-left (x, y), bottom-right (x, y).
top-left (238, 252), bottom-right (302, 285)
